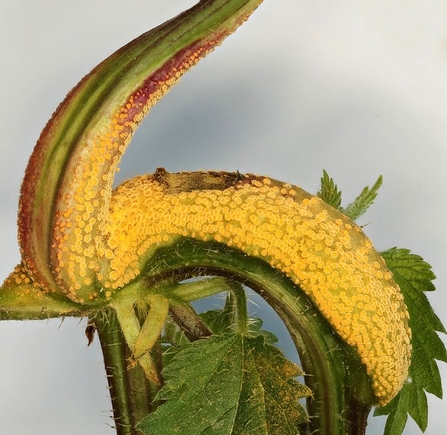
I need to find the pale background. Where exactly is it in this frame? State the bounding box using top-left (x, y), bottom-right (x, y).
top-left (0, 0), bottom-right (446, 433)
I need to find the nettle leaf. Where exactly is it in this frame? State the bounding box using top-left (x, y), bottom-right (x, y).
top-left (247, 318), bottom-right (279, 345)
top-left (162, 303), bottom-right (279, 368)
top-left (163, 315), bottom-right (191, 349)
top-left (200, 308), bottom-right (235, 334)
top-left (161, 316), bottom-right (192, 367)
top-left (374, 248), bottom-right (447, 435)
top-left (201, 308), bottom-right (278, 345)
top-left (137, 333), bottom-right (310, 435)
top-left (317, 170), bottom-right (343, 211)
top-left (317, 171), bottom-right (382, 221)
top-left (342, 175), bottom-right (382, 220)
top-left (252, 337), bottom-right (310, 432)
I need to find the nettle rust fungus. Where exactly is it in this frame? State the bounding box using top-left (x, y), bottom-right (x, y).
top-left (49, 40), bottom-right (220, 303)
top-left (102, 172), bottom-right (410, 405)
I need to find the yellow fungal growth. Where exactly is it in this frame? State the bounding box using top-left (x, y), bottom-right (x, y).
top-left (17, 0), bottom-right (259, 302)
top-left (102, 170), bottom-right (410, 405)
top-left (7, 0), bottom-right (409, 405)
top-left (48, 39), bottom-right (221, 303)
top-left (0, 263), bottom-right (81, 319)
top-left (5, 263), bottom-right (40, 291)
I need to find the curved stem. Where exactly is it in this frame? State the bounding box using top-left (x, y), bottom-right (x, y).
top-left (141, 237), bottom-right (374, 435)
top-left (18, 0), bottom-right (264, 300)
top-left (279, 307), bottom-right (372, 435)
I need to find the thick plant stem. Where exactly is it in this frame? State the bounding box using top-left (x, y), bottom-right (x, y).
top-left (94, 309), bottom-right (160, 435)
top-left (143, 238), bottom-right (376, 435)
top-left (280, 309), bottom-right (372, 435)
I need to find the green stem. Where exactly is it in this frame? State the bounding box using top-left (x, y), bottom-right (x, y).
top-left (168, 276), bottom-right (234, 302)
top-left (109, 283), bottom-right (168, 385)
top-left (279, 307), bottom-right (372, 435)
top-left (226, 280), bottom-right (249, 334)
top-left (93, 309), bottom-right (159, 435)
top-left (143, 237), bottom-right (374, 435)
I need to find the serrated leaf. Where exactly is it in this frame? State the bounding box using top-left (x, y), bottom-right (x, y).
top-left (375, 379), bottom-right (428, 435)
top-left (342, 175), bottom-right (382, 220)
top-left (317, 170), bottom-right (343, 210)
top-left (382, 248), bottom-right (447, 350)
top-left (375, 382), bottom-right (410, 435)
top-left (410, 334), bottom-right (444, 397)
top-left (250, 336), bottom-right (310, 433)
top-left (374, 248), bottom-right (447, 435)
top-left (163, 315), bottom-right (191, 348)
top-left (247, 318), bottom-right (279, 345)
top-left (200, 308), bottom-right (278, 345)
top-left (161, 316), bottom-right (192, 367)
top-left (409, 382), bottom-right (429, 432)
top-left (162, 303), bottom-right (279, 368)
top-left (200, 308), bottom-right (234, 334)
top-left (137, 334), bottom-right (310, 435)
top-left (383, 248), bottom-right (436, 291)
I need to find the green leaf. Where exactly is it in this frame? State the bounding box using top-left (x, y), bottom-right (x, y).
top-left (201, 308), bottom-right (234, 333)
top-left (317, 171), bottom-right (382, 221)
top-left (137, 333), bottom-right (310, 435)
top-left (247, 318), bottom-right (279, 345)
top-left (201, 307), bottom-right (278, 345)
top-left (375, 379), bottom-right (429, 435)
top-left (251, 336), bottom-right (310, 433)
top-left (374, 248), bottom-right (447, 435)
top-left (161, 316), bottom-right (192, 367)
top-left (342, 175), bottom-right (382, 220)
top-left (163, 315), bottom-right (191, 348)
top-left (376, 383), bottom-right (411, 435)
top-left (317, 170), bottom-right (343, 210)
top-left (162, 288), bottom-right (278, 368)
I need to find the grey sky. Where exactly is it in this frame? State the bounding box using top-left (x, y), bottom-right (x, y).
top-left (0, 1), bottom-right (446, 433)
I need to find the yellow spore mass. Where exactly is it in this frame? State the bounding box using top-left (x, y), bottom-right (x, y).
top-left (102, 170), bottom-right (411, 405)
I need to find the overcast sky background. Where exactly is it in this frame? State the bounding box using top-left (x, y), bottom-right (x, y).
top-left (0, 1), bottom-right (446, 434)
